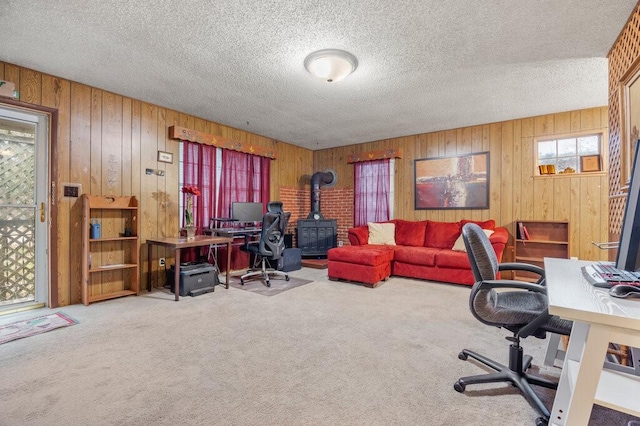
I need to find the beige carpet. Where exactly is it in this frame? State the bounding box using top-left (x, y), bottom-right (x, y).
top-left (0, 268), bottom-right (637, 425)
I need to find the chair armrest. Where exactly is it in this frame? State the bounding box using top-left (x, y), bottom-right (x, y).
top-left (478, 279), bottom-right (547, 295)
top-left (498, 262), bottom-right (545, 277)
top-left (348, 226), bottom-right (369, 245)
top-left (498, 262), bottom-right (545, 285)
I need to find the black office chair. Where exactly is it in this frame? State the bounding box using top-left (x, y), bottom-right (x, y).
top-left (240, 211), bottom-right (291, 287)
top-left (267, 201), bottom-right (284, 213)
top-left (453, 223), bottom-right (572, 426)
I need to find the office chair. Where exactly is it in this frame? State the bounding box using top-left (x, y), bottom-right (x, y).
top-left (240, 211), bottom-right (291, 287)
top-left (453, 223), bottom-right (572, 426)
top-left (267, 201), bottom-right (284, 213)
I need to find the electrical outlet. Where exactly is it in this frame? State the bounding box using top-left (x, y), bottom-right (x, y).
top-left (159, 258), bottom-right (165, 267)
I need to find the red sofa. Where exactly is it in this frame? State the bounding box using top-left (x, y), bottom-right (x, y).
top-left (328, 219), bottom-right (508, 286)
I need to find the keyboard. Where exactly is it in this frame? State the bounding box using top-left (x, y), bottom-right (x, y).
top-left (215, 227), bottom-right (261, 235)
top-left (581, 263), bottom-right (640, 288)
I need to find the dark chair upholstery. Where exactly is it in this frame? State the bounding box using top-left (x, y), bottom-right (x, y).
top-left (240, 211), bottom-right (291, 287)
top-left (454, 223), bottom-right (572, 425)
top-left (267, 201), bottom-right (284, 213)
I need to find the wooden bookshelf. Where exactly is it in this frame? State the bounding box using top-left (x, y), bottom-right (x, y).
top-left (514, 220), bottom-right (569, 282)
top-left (81, 195), bottom-right (140, 305)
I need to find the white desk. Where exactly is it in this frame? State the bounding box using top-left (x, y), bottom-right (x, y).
top-left (545, 258), bottom-right (640, 425)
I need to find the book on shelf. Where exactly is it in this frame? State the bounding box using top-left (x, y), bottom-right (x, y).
top-left (522, 225), bottom-right (531, 240)
top-left (517, 222), bottom-right (526, 240)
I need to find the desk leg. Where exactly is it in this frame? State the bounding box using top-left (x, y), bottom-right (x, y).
top-left (544, 333), bottom-right (563, 366)
top-left (174, 248), bottom-right (180, 301)
top-left (550, 322), bottom-right (609, 425)
top-left (225, 241), bottom-right (231, 289)
top-left (147, 243), bottom-right (153, 292)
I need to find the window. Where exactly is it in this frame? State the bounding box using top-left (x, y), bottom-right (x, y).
top-left (536, 133), bottom-right (603, 174)
top-left (353, 159), bottom-right (394, 226)
top-left (179, 141), bottom-right (220, 230)
top-left (179, 142), bottom-right (269, 228)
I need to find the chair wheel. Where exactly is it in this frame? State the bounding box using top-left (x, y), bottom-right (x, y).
top-left (240, 279), bottom-right (244, 285)
top-left (266, 281), bottom-right (271, 287)
top-left (458, 352), bottom-right (468, 361)
top-left (535, 416), bottom-right (548, 426)
top-left (285, 276), bottom-right (290, 281)
top-left (453, 381), bottom-right (465, 393)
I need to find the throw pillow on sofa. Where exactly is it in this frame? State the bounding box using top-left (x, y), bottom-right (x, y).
top-left (368, 222), bottom-right (396, 245)
top-left (460, 219), bottom-right (495, 230)
top-left (424, 220), bottom-right (461, 249)
top-left (452, 229), bottom-right (495, 252)
top-left (394, 219), bottom-right (427, 247)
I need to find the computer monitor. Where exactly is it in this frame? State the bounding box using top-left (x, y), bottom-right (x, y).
top-left (616, 139), bottom-right (640, 272)
top-left (231, 202), bottom-right (264, 224)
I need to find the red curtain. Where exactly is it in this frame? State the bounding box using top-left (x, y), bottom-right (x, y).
top-left (354, 159), bottom-right (390, 226)
top-left (216, 149), bottom-right (271, 271)
top-left (182, 141), bottom-right (217, 234)
top-left (216, 149), bottom-right (270, 217)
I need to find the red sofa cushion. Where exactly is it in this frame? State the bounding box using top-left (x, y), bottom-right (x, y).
top-left (394, 219), bottom-right (428, 247)
top-left (393, 246), bottom-right (439, 266)
top-left (348, 225), bottom-right (369, 245)
top-left (461, 219), bottom-right (495, 230)
top-left (435, 249), bottom-right (471, 269)
top-left (328, 246), bottom-right (394, 266)
top-left (424, 220), bottom-right (461, 249)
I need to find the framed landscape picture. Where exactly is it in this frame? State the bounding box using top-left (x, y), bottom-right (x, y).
top-left (414, 152), bottom-right (489, 209)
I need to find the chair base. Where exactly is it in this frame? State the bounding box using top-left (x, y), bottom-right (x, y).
top-left (240, 260), bottom-right (289, 287)
top-left (454, 345), bottom-right (557, 424)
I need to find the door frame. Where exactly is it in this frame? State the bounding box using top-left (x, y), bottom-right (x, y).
top-left (1, 98), bottom-right (59, 308)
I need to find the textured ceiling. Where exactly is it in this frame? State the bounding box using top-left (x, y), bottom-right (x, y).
top-left (0, 1), bottom-right (637, 150)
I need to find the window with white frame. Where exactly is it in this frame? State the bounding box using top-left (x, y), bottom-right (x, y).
top-left (536, 132), bottom-right (603, 175)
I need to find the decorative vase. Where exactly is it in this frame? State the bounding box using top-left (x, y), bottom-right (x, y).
top-left (183, 225), bottom-right (196, 240)
top-left (181, 189), bottom-right (200, 240)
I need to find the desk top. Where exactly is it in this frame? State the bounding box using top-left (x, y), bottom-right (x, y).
top-left (146, 235), bottom-right (233, 248)
top-left (211, 227), bottom-right (262, 236)
top-left (545, 258), bottom-right (640, 331)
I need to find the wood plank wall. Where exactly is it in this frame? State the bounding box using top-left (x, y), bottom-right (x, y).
top-left (0, 59), bottom-right (612, 305)
top-left (314, 107), bottom-right (610, 262)
top-left (0, 61), bottom-right (313, 306)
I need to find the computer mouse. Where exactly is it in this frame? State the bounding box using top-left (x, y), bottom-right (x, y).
top-left (609, 284), bottom-right (640, 298)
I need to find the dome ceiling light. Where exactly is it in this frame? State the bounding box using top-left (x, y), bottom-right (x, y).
top-left (304, 49), bottom-right (358, 83)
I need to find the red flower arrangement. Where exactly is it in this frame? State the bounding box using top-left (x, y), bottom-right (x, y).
top-left (181, 185), bottom-right (201, 196)
top-left (181, 186), bottom-right (201, 226)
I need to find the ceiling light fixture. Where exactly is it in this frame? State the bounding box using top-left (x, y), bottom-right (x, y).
top-left (304, 49), bottom-right (358, 83)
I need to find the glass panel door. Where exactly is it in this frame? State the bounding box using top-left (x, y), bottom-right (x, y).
top-left (0, 107), bottom-right (48, 309)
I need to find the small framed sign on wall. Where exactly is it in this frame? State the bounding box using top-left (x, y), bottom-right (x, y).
top-left (580, 155), bottom-right (601, 172)
top-left (157, 151), bottom-right (173, 163)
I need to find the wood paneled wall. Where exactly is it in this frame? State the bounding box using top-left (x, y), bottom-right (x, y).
top-left (0, 61), bottom-right (313, 306)
top-left (314, 107), bottom-right (610, 262)
top-left (0, 59), bottom-right (612, 306)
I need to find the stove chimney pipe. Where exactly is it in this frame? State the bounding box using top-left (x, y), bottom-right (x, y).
top-left (307, 169), bottom-right (337, 219)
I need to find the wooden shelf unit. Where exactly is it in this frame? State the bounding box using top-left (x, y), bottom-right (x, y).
top-left (82, 195), bottom-right (140, 305)
top-left (514, 220), bottom-right (569, 282)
